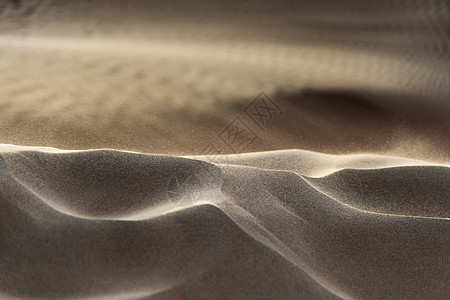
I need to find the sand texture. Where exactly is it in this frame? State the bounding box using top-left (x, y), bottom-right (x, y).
top-left (0, 145), bottom-right (449, 299)
top-left (0, 0), bottom-right (449, 299)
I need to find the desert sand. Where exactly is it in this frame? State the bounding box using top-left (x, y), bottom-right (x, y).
top-left (0, 0), bottom-right (449, 299)
top-left (0, 146), bottom-right (449, 299)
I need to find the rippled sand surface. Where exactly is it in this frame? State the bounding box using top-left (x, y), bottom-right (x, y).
top-left (0, 1), bottom-right (449, 299)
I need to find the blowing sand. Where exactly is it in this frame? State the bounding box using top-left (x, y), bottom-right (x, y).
top-left (0, 0), bottom-right (449, 299)
top-left (1, 0), bottom-right (449, 161)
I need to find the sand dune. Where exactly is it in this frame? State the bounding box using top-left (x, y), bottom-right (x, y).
top-left (0, 145), bottom-right (448, 299)
top-left (0, 0), bottom-right (449, 162)
top-left (1, 0), bottom-right (449, 299)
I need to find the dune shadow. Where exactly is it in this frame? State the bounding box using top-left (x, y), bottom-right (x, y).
top-left (276, 89), bottom-right (387, 120)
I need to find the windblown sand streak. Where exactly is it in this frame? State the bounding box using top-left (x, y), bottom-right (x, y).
top-left (0, 145), bottom-right (449, 299)
top-left (0, 0), bottom-right (449, 161)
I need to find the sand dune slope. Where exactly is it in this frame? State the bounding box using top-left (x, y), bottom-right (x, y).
top-left (0, 145), bottom-right (448, 299)
top-left (1, 1), bottom-right (449, 299)
top-left (0, 0), bottom-right (449, 162)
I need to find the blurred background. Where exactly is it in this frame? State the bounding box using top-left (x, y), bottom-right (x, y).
top-left (0, 0), bottom-right (449, 161)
